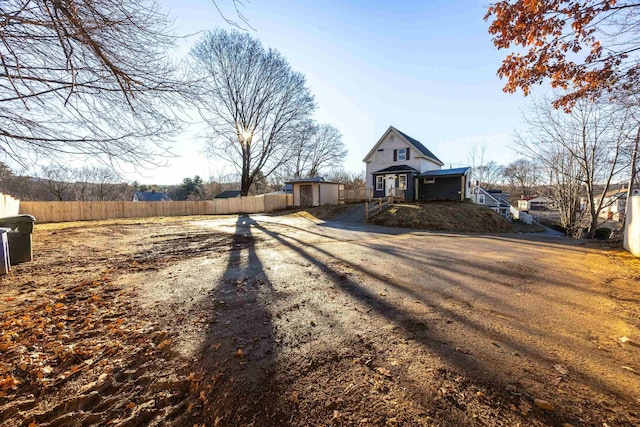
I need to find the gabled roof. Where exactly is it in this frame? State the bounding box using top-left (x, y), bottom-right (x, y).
top-left (363, 126), bottom-right (444, 166)
top-left (214, 190), bottom-right (241, 199)
top-left (418, 167), bottom-right (470, 178)
top-left (133, 191), bottom-right (171, 202)
top-left (476, 187), bottom-right (511, 208)
top-left (394, 128), bottom-right (443, 165)
top-left (372, 165), bottom-right (419, 174)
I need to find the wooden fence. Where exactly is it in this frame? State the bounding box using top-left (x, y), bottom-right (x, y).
top-left (364, 196), bottom-right (393, 220)
top-left (0, 192), bottom-right (20, 217)
top-left (340, 188), bottom-right (372, 202)
top-left (510, 206), bottom-right (533, 225)
top-left (19, 194), bottom-right (293, 223)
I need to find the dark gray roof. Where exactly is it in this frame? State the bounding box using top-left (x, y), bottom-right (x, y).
top-left (133, 191), bottom-right (171, 202)
top-left (394, 128), bottom-right (443, 164)
top-left (372, 165), bottom-right (419, 174)
top-left (285, 176), bottom-right (337, 184)
top-left (286, 176), bottom-right (324, 183)
top-left (419, 167), bottom-right (470, 178)
top-left (214, 190), bottom-right (242, 199)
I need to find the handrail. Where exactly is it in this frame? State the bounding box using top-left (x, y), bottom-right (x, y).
top-left (364, 196), bottom-right (393, 220)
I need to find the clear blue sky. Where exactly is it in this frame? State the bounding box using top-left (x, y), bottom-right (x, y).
top-left (137, 0), bottom-right (531, 184)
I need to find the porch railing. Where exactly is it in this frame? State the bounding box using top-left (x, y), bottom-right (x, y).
top-left (365, 196), bottom-right (393, 220)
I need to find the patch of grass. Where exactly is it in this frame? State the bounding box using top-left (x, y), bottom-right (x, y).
top-left (512, 219), bottom-right (546, 233)
top-left (368, 201), bottom-right (514, 233)
top-left (280, 203), bottom-right (359, 221)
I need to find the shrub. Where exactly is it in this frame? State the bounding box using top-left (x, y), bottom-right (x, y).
top-left (594, 227), bottom-right (612, 240)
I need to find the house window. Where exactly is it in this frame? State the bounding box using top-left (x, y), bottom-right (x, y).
top-left (478, 194), bottom-right (485, 204)
top-left (376, 176), bottom-right (384, 191)
top-left (397, 148), bottom-right (407, 161)
top-left (398, 174), bottom-right (407, 190)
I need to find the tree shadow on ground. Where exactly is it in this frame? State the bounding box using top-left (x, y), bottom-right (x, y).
top-left (193, 215), bottom-right (291, 426)
top-left (244, 216), bottom-right (638, 426)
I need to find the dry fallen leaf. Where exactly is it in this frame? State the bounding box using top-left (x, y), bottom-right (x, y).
top-left (0, 375), bottom-right (18, 390)
top-left (534, 398), bottom-right (554, 411)
top-left (157, 339), bottom-right (172, 350)
top-left (376, 367), bottom-right (392, 378)
top-left (235, 348), bottom-right (245, 357)
top-left (126, 402), bottom-right (136, 409)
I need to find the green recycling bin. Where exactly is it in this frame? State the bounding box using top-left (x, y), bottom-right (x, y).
top-left (0, 215), bottom-right (35, 265)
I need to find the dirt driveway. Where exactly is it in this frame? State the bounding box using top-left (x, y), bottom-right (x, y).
top-left (1, 212), bottom-right (639, 426)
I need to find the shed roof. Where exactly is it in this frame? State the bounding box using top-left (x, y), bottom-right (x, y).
top-left (418, 167), bottom-right (470, 178)
top-left (285, 177), bottom-right (340, 185)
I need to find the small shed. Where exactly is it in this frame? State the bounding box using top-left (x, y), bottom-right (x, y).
top-left (416, 167), bottom-right (471, 202)
top-left (286, 177), bottom-right (341, 207)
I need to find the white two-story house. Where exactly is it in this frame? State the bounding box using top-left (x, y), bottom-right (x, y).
top-left (363, 126), bottom-right (470, 201)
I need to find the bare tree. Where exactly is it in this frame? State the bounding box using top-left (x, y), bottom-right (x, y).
top-left (74, 166), bottom-right (122, 201)
top-left (39, 165), bottom-right (77, 201)
top-left (515, 97), bottom-right (634, 237)
top-left (503, 158), bottom-right (541, 198)
top-left (190, 29), bottom-right (316, 196)
top-left (288, 122), bottom-right (347, 178)
top-left (0, 0), bottom-right (182, 170)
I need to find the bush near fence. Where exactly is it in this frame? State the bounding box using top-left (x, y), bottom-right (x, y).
top-left (18, 194), bottom-right (293, 223)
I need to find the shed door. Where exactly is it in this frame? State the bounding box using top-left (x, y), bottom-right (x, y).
top-left (300, 185), bottom-right (313, 207)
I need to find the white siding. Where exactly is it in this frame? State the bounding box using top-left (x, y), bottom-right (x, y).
top-left (365, 130), bottom-right (441, 190)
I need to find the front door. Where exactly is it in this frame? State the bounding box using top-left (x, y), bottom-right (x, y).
top-left (300, 184), bottom-right (313, 207)
top-left (385, 175), bottom-right (395, 197)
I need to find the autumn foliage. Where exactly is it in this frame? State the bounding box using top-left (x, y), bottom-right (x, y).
top-left (485, 1), bottom-right (640, 108)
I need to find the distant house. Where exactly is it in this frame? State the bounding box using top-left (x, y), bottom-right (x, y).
top-left (472, 187), bottom-right (511, 217)
top-left (286, 177), bottom-right (341, 207)
top-left (518, 195), bottom-right (553, 212)
top-left (593, 188), bottom-right (628, 221)
top-left (133, 190), bottom-right (171, 202)
top-left (214, 190), bottom-right (242, 199)
top-left (363, 126), bottom-right (471, 201)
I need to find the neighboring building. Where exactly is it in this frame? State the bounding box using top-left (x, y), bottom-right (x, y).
top-left (269, 183), bottom-right (293, 195)
top-left (133, 190), bottom-right (171, 202)
top-left (214, 190), bottom-right (242, 199)
top-left (286, 177), bottom-right (341, 207)
top-left (593, 188), bottom-right (628, 221)
top-left (472, 187), bottom-right (511, 217)
top-left (517, 195), bottom-right (553, 212)
top-left (363, 126), bottom-right (471, 201)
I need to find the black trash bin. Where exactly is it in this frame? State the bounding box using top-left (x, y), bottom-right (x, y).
top-left (0, 215), bottom-right (36, 265)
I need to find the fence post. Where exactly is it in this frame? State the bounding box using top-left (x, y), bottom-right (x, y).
top-left (378, 198), bottom-right (382, 213)
top-left (365, 202), bottom-right (369, 220)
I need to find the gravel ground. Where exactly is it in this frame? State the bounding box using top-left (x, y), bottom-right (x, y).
top-left (1, 212), bottom-right (639, 426)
